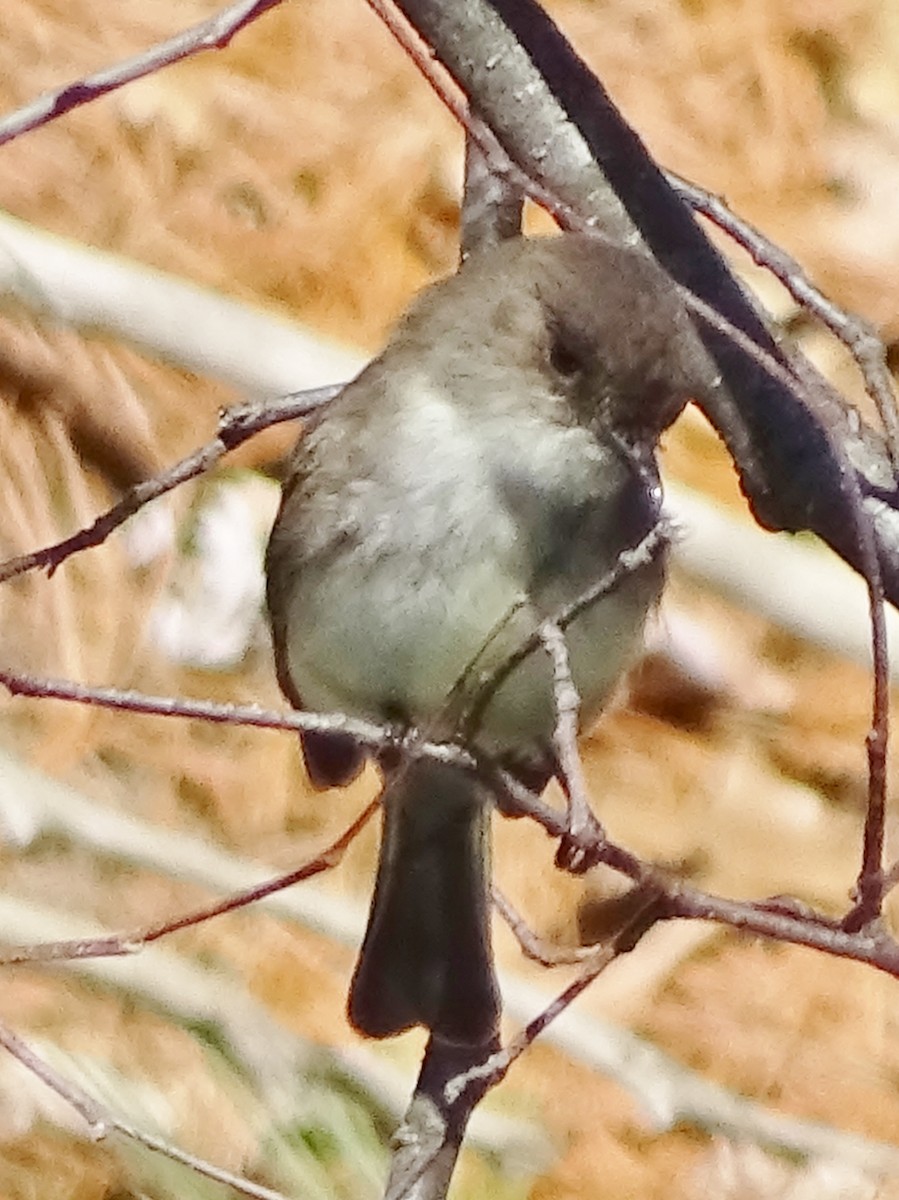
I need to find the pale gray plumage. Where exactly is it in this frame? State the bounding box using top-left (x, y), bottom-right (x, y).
top-left (266, 234), bottom-right (699, 1044)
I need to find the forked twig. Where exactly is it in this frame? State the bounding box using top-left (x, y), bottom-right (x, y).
top-left (446, 884), bottom-right (665, 1105)
top-left (492, 887), bottom-right (595, 966)
top-left (6, 653), bottom-right (899, 978)
top-left (0, 385), bottom-right (339, 585)
top-left (671, 171), bottom-right (899, 469)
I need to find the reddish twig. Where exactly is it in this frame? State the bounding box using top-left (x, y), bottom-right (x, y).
top-left (446, 886), bottom-right (664, 1105)
top-left (489, 768), bottom-right (899, 977)
top-left (0, 800), bottom-right (378, 966)
top-left (3, 663), bottom-right (899, 982)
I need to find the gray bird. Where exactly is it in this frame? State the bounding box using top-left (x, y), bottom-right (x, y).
top-left (265, 234), bottom-right (700, 1045)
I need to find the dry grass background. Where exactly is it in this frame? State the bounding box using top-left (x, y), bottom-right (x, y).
top-left (1, 0), bottom-right (899, 1197)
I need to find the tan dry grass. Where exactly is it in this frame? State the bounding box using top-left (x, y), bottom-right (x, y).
top-left (1, 1), bottom-right (899, 1198)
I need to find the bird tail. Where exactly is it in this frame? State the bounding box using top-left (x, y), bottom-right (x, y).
top-left (348, 760), bottom-right (499, 1045)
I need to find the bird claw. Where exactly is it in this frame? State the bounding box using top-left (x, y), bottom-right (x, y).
top-left (554, 810), bottom-right (605, 874)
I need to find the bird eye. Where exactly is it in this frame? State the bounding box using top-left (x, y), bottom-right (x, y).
top-left (549, 335), bottom-right (583, 378)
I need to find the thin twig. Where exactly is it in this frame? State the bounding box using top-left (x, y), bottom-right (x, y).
top-left (0, 1021), bottom-right (107, 1135)
top-left (0, 384), bottom-right (339, 584)
top-left (0, 664), bottom-right (413, 753)
top-left (539, 620), bottom-right (604, 872)
top-left (464, 519), bottom-right (672, 742)
top-left (451, 950), bottom-right (614, 1095)
top-left (0, 801), bottom-right (377, 966)
top-left (492, 888), bottom-right (595, 965)
top-left (6, 649), bottom-right (899, 984)
top-left (0, 1021), bottom-right (291, 1200)
top-left (446, 888), bottom-right (664, 1106)
top-left (848, 576), bottom-right (891, 929)
top-left (492, 767), bottom-right (899, 977)
top-left (363, 0), bottom-right (606, 234)
top-left (5, 664), bottom-right (899, 979)
top-left (670, 264), bottom-right (893, 930)
top-left (0, 0), bottom-right (285, 146)
top-left (680, 218), bottom-right (893, 925)
top-left (460, 131), bottom-right (523, 260)
top-left (670, 171), bottom-right (899, 470)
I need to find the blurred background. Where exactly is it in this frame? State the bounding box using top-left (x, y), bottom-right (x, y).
top-left (1, 1), bottom-right (899, 1196)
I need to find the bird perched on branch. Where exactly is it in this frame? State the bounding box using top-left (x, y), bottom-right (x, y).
top-left (265, 233), bottom-right (703, 1045)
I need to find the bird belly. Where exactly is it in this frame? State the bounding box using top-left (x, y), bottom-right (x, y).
top-left (280, 498), bottom-right (662, 760)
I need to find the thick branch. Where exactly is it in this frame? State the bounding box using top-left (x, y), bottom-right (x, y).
top-left (391, 0), bottom-right (899, 605)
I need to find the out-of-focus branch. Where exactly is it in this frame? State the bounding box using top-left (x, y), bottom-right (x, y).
top-left (0, 1020), bottom-right (293, 1200)
top-left (505, 974), bottom-right (899, 1174)
top-left (0, 213), bottom-right (361, 395)
top-left (667, 482), bottom-right (899, 675)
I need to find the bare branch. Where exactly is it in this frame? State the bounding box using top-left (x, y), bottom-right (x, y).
top-left (389, 0), bottom-right (895, 957)
top-left (677, 285), bottom-right (892, 908)
top-left (463, 518), bottom-right (672, 742)
top-left (670, 171), bottom-right (899, 469)
top-left (386, 0), bottom-right (899, 610)
top-left (0, 1021), bottom-right (107, 1135)
top-left (4, 667), bottom-right (899, 985)
top-left (383, 1037), bottom-right (500, 1200)
top-left (8, 1), bottom-right (899, 1192)
top-left (0, 384), bottom-right (339, 584)
top-left (0, 801), bottom-right (377, 966)
top-left (0, 0), bottom-right (285, 147)
top-left (539, 620), bottom-right (604, 873)
top-left (0, 663), bottom-right (408, 750)
top-left (492, 767), bottom-right (899, 978)
top-left (460, 131), bottom-right (523, 259)
top-left (447, 887), bottom-right (664, 1107)
top-left (0, 1021), bottom-right (292, 1200)
top-left (667, 483), bottom-right (899, 676)
top-left (492, 888), bottom-right (595, 966)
